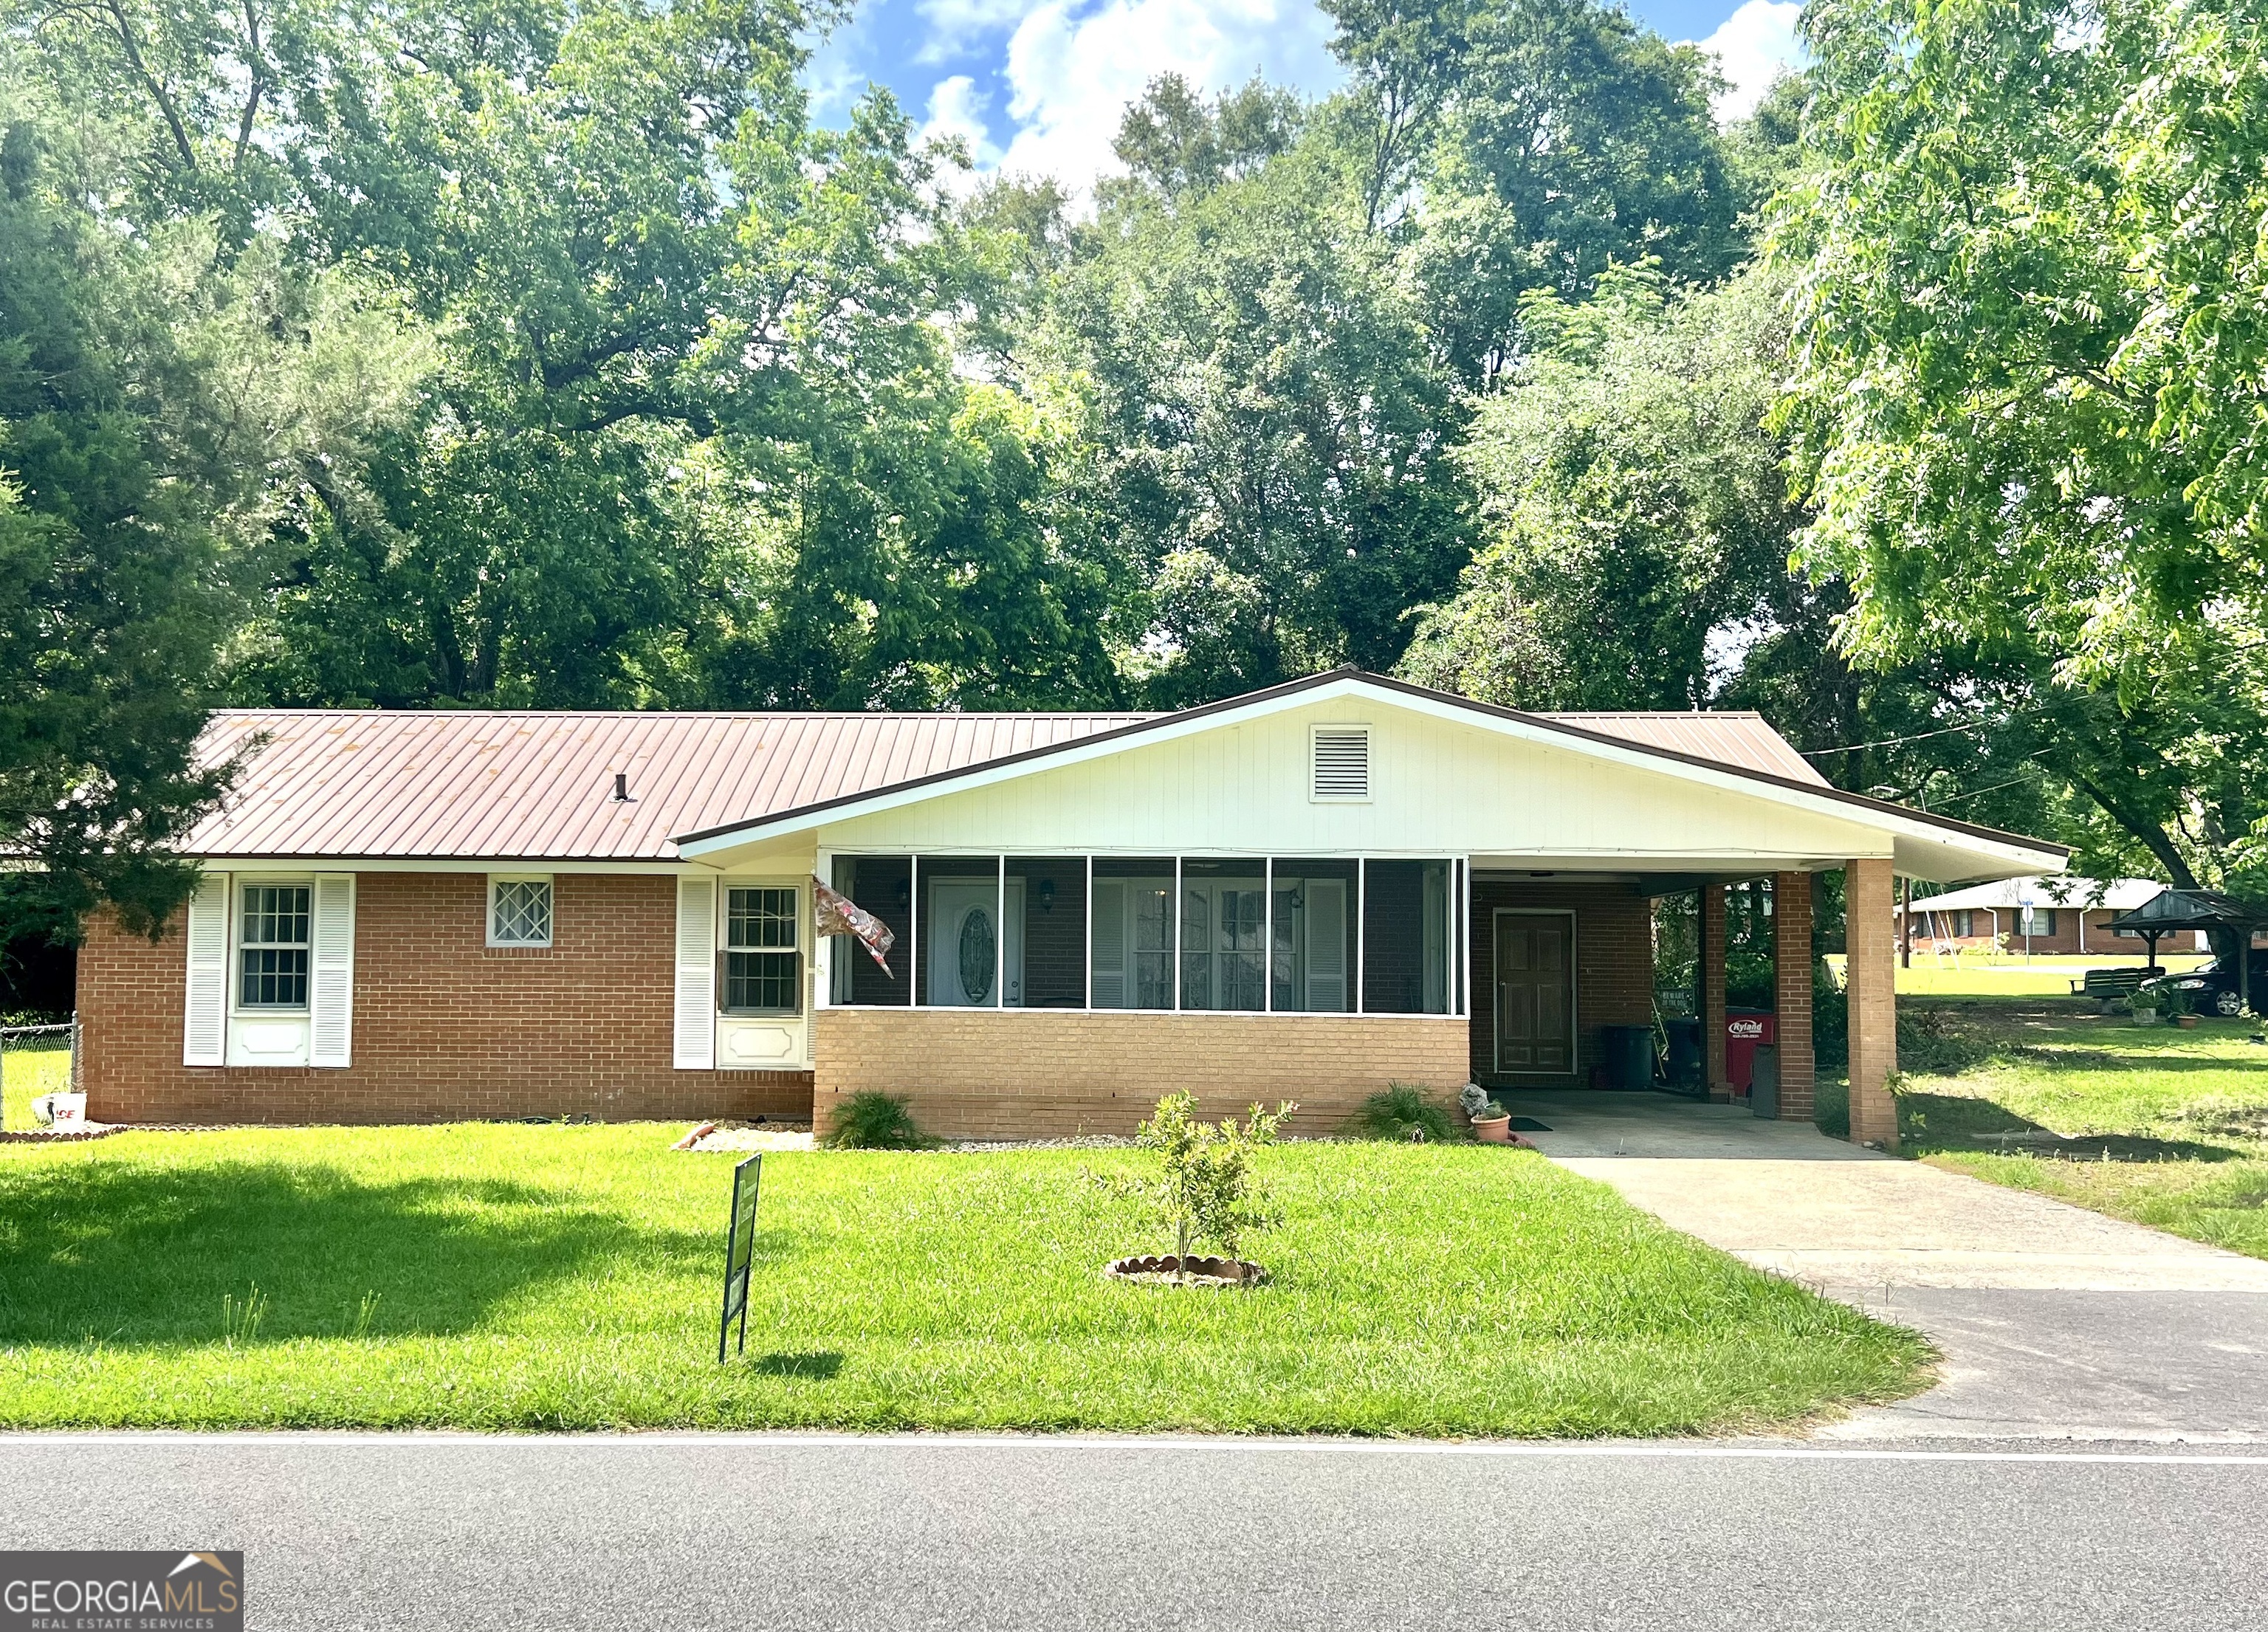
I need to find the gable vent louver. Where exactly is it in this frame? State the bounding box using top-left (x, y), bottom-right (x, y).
top-left (1311, 726), bottom-right (1372, 801)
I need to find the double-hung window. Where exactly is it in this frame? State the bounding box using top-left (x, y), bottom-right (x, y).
top-left (724, 887), bottom-right (800, 1014)
top-left (238, 884), bottom-right (311, 1008)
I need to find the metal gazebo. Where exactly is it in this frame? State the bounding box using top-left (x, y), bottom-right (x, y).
top-left (2102, 888), bottom-right (2268, 1011)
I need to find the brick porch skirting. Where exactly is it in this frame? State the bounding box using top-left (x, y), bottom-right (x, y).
top-left (814, 1008), bottom-right (1472, 1140)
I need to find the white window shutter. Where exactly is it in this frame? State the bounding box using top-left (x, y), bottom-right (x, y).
top-left (182, 873), bottom-right (230, 1067)
top-left (309, 873), bottom-right (356, 1068)
top-left (1091, 879), bottom-right (1126, 1008)
top-left (674, 876), bottom-right (716, 1069)
top-left (1306, 879), bottom-right (1347, 1011)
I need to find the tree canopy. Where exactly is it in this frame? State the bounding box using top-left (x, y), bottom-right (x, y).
top-left (9, 0), bottom-right (2268, 948)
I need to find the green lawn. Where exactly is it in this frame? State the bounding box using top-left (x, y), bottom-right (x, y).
top-left (0, 1123), bottom-right (1928, 1435)
top-left (1824, 952), bottom-right (2210, 999)
top-left (1877, 997), bottom-right (2268, 1260)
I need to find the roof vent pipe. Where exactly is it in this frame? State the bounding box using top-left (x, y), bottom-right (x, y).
top-left (614, 772), bottom-right (633, 802)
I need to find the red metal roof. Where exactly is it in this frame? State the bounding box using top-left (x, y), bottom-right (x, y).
top-left (1541, 712), bottom-right (1828, 787)
top-left (186, 711), bottom-right (1151, 860)
top-left (183, 699), bottom-right (1825, 861)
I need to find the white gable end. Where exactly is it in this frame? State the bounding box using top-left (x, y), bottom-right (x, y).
top-left (818, 696), bottom-right (1890, 868)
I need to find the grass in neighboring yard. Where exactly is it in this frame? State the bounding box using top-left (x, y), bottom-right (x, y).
top-left (1, 1042), bottom-right (68, 1132)
top-left (1863, 996), bottom-right (2268, 1260)
top-left (0, 1123), bottom-right (1929, 1435)
top-left (1827, 952), bottom-right (2210, 999)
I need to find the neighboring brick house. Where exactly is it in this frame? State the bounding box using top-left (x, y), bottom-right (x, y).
top-left (78, 670), bottom-right (2066, 1149)
top-left (1897, 877), bottom-right (2207, 957)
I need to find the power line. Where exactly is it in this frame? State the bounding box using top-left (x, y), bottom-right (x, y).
top-left (1802, 717), bottom-right (2001, 757)
top-left (1928, 772), bottom-right (2041, 809)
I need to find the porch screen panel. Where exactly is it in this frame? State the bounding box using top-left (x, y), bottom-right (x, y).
top-left (1269, 860), bottom-right (1357, 1013)
top-left (916, 856), bottom-right (1003, 1008)
top-left (1006, 858), bottom-right (1085, 1008)
top-left (1090, 859), bottom-right (1175, 1010)
top-left (1181, 858), bottom-right (1266, 1012)
top-left (828, 856), bottom-right (911, 1005)
top-left (1361, 859), bottom-right (1453, 1014)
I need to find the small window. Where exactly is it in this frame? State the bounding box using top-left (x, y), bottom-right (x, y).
top-left (1310, 726), bottom-right (1371, 801)
top-left (489, 878), bottom-right (554, 946)
top-left (724, 886), bottom-right (800, 1014)
top-left (238, 883), bottom-right (311, 1008)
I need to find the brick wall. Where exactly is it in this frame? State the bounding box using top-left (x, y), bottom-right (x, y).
top-left (1771, 870), bottom-right (1815, 1121)
top-left (1846, 858), bottom-right (1898, 1149)
top-left (1700, 884), bottom-right (1728, 1100)
top-left (1468, 878), bottom-right (1654, 1086)
top-left (1900, 908), bottom-right (2187, 957)
top-left (814, 1009), bottom-right (1470, 1140)
top-left (77, 872), bottom-right (812, 1125)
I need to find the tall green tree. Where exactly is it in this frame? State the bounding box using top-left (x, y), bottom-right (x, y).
top-left (1324, 0), bottom-right (1743, 383)
top-left (0, 68), bottom-right (417, 938)
top-left (17, 0), bottom-right (1119, 712)
top-left (1777, 0), bottom-right (2268, 678)
top-left (1400, 264), bottom-right (1796, 712)
top-left (1038, 83), bottom-right (1469, 706)
top-left (1774, 0), bottom-right (2268, 899)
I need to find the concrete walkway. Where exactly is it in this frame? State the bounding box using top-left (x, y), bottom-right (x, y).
top-left (1512, 1090), bottom-right (2268, 1442)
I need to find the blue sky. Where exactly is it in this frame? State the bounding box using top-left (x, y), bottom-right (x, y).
top-left (804, 0), bottom-right (1804, 191)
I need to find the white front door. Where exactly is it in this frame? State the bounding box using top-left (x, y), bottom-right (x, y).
top-left (926, 879), bottom-right (1023, 1007)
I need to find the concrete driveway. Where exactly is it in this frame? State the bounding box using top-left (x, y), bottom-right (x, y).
top-left (1513, 1091), bottom-right (2268, 1442)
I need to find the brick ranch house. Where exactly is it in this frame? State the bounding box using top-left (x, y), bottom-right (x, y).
top-left (78, 671), bottom-right (2066, 1150)
top-left (1899, 876), bottom-right (2207, 957)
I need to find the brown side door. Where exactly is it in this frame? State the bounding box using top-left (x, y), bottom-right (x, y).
top-left (1494, 912), bottom-right (1573, 1075)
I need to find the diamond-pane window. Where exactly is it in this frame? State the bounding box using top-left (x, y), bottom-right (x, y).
top-left (490, 879), bottom-right (554, 946)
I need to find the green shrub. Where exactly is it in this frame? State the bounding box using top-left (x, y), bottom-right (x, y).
top-left (1353, 1084), bottom-right (1460, 1143)
top-left (823, 1091), bottom-right (933, 1150)
top-left (1895, 1005), bottom-right (1991, 1073)
top-left (1133, 1093), bottom-right (1293, 1259)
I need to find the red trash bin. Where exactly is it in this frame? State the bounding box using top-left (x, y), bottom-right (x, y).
top-left (1724, 1009), bottom-right (1776, 1092)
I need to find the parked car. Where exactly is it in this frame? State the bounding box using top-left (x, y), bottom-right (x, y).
top-left (2139, 953), bottom-right (2268, 1018)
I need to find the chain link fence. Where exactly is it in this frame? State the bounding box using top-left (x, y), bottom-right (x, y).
top-left (1, 1016), bottom-right (78, 1129)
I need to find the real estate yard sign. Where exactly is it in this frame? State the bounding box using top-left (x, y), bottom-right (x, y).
top-left (718, 1153), bottom-right (761, 1362)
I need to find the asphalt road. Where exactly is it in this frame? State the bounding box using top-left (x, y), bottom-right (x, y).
top-left (5, 1433), bottom-right (2266, 1631)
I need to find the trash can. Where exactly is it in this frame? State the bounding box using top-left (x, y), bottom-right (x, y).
top-left (1662, 1017), bottom-right (1702, 1087)
top-left (1724, 1009), bottom-right (1775, 1094)
top-left (1749, 1044), bottom-right (1779, 1120)
top-left (1600, 1025), bottom-right (1656, 1091)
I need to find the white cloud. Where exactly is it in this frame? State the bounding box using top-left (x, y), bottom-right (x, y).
top-left (1686, 0), bottom-right (1806, 123)
top-left (915, 0), bottom-right (1044, 61)
top-left (996, 0), bottom-right (1341, 190)
top-left (918, 75), bottom-right (1005, 190)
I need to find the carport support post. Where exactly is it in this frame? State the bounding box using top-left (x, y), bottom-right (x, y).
top-left (1845, 858), bottom-right (1899, 1151)
top-left (1770, 872), bottom-right (1816, 1122)
top-left (1700, 885), bottom-right (1730, 1101)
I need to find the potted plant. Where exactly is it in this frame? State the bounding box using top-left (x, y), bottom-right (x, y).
top-left (2167, 988), bottom-right (2202, 1028)
top-left (2128, 992), bottom-right (2163, 1027)
top-left (1460, 1082), bottom-right (1512, 1143)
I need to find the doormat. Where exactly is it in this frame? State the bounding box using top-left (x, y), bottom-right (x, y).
top-left (1509, 1118), bottom-right (1551, 1132)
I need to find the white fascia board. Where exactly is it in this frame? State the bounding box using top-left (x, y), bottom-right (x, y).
top-left (676, 675), bottom-right (2066, 879)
